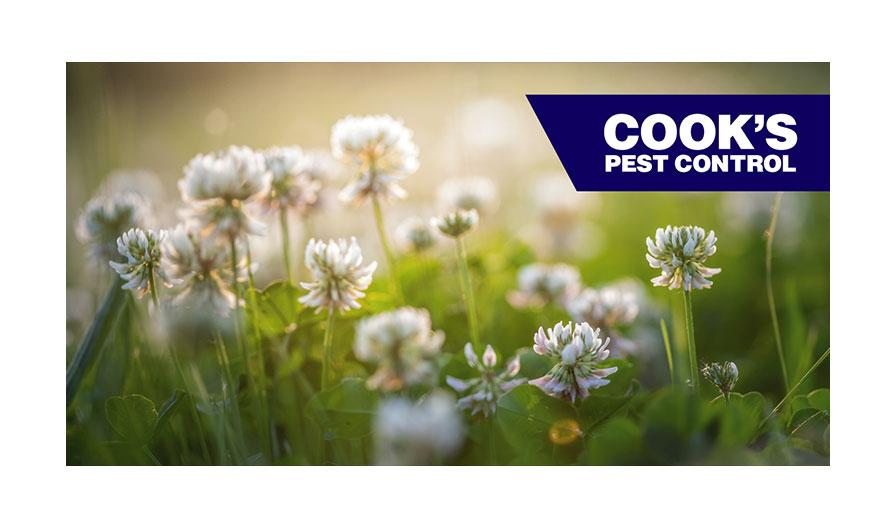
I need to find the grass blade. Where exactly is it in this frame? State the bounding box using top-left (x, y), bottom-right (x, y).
top-left (66, 278), bottom-right (126, 408)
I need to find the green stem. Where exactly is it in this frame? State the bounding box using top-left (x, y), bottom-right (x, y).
top-left (766, 192), bottom-right (790, 392)
top-left (244, 242), bottom-right (273, 461)
top-left (682, 289), bottom-right (699, 392)
top-left (279, 208), bottom-right (293, 284)
top-left (757, 347), bottom-right (830, 433)
top-left (167, 344), bottom-right (213, 465)
top-left (228, 236), bottom-right (267, 461)
top-left (660, 318), bottom-right (675, 386)
top-left (148, 269), bottom-right (160, 309)
top-left (488, 415), bottom-right (497, 466)
top-left (66, 277), bottom-right (126, 407)
top-left (371, 195), bottom-right (404, 305)
top-left (321, 308), bottom-right (337, 390)
top-left (455, 238), bottom-right (480, 351)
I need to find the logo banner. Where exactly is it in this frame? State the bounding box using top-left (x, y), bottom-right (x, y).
top-left (527, 94), bottom-right (830, 191)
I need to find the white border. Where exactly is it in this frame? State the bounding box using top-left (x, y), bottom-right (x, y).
top-left (4, 0), bottom-right (890, 525)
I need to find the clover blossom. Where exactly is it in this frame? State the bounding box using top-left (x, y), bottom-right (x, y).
top-left (507, 263), bottom-right (581, 309)
top-left (299, 237), bottom-right (377, 313)
top-left (331, 114), bottom-right (419, 204)
top-left (395, 216), bottom-right (438, 253)
top-left (529, 321), bottom-right (617, 402)
top-left (260, 146), bottom-right (322, 216)
top-left (566, 284), bottom-right (639, 356)
top-left (436, 177), bottom-right (499, 216)
top-left (702, 361), bottom-right (739, 399)
top-left (446, 344), bottom-right (526, 417)
top-left (432, 208), bottom-right (479, 238)
top-left (179, 145), bottom-right (271, 240)
top-left (109, 228), bottom-right (170, 300)
top-left (163, 224), bottom-right (239, 316)
top-left (373, 391), bottom-right (464, 465)
top-left (646, 225), bottom-right (721, 291)
top-left (354, 307), bottom-right (445, 391)
top-left (77, 192), bottom-right (151, 265)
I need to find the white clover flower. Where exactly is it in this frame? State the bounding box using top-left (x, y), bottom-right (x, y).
top-left (395, 216), bottom-right (438, 253)
top-left (260, 146), bottom-right (323, 216)
top-left (109, 228), bottom-right (170, 299)
top-left (566, 284), bottom-right (640, 356)
top-left (702, 361), bottom-right (739, 398)
top-left (534, 174), bottom-right (585, 232)
top-left (76, 192), bottom-right (151, 265)
top-left (507, 263), bottom-right (581, 309)
top-left (373, 391), bottom-right (464, 465)
top-left (566, 285), bottom-right (639, 330)
top-left (299, 237), bottom-right (377, 313)
top-left (529, 321), bottom-right (617, 402)
top-left (331, 114), bottom-right (419, 204)
top-left (446, 344), bottom-right (526, 417)
top-left (646, 225), bottom-right (721, 291)
top-left (354, 307), bottom-right (444, 391)
top-left (162, 224), bottom-right (238, 316)
top-left (296, 149), bottom-right (340, 182)
top-left (100, 169), bottom-right (166, 203)
top-left (436, 177), bottom-right (499, 216)
top-left (432, 208), bottom-right (479, 238)
top-left (179, 145), bottom-right (271, 239)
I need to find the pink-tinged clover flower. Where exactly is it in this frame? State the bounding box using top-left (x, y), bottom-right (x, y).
top-left (446, 343), bottom-right (527, 417)
top-left (529, 321), bottom-right (617, 402)
top-left (109, 228), bottom-right (170, 299)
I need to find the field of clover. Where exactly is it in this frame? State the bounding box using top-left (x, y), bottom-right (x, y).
top-left (66, 114), bottom-right (830, 465)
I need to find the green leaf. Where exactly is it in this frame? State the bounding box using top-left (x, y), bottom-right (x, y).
top-left (496, 385), bottom-right (580, 464)
top-left (591, 358), bottom-right (635, 397)
top-left (578, 381), bottom-right (639, 433)
top-left (105, 394), bottom-right (159, 445)
top-left (581, 417), bottom-right (643, 465)
top-left (712, 392), bottom-right (767, 448)
top-left (307, 378), bottom-right (379, 440)
top-left (807, 388), bottom-right (830, 413)
top-left (153, 389), bottom-right (187, 439)
top-left (516, 350), bottom-right (552, 380)
top-left (254, 281), bottom-right (302, 336)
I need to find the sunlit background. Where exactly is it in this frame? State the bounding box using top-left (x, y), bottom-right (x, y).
top-left (67, 62), bottom-right (829, 399)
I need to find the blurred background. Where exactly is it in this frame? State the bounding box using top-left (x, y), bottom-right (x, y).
top-left (67, 63), bottom-right (829, 398)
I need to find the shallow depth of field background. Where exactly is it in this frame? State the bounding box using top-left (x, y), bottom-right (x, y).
top-left (67, 63), bottom-right (829, 412)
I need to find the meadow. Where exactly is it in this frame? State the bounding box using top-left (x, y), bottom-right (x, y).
top-left (66, 64), bottom-right (830, 465)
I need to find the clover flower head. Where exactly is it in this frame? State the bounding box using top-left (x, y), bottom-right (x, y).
top-left (446, 344), bottom-right (526, 417)
top-left (179, 145), bottom-right (271, 239)
top-left (260, 145), bottom-right (322, 215)
top-left (77, 191), bottom-right (151, 265)
top-left (507, 263), bottom-right (581, 309)
top-left (162, 224), bottom-right (239, 316)
top-left (331, 114), bottom-right (419, 204)
top-left (702, 361), bottom-right (738, 398)
top-left (529, 321), bottom-right (617, 402)
top-left (646, 225), bottom-right (721, 291)
top-left (373, 391), bottom-right (464, 465)
top-left (534, 174), bottom-right (584, 232)
top-left (299, 237), bottom-right (377, 313)
top-left (109, 228), bottom-right (170, 299)
top-left (395, 216), bottom-right (437, 253)
top-left (566, 285), bottom-right (639, 330)
top-left (432, 208), bottom-right (479, 238)
top-left (354, 307), bottom-right (445, 391)
top-left (296, 149), bottom-right (340, 182)
top-left (436, 177), bottom-right (499, 216)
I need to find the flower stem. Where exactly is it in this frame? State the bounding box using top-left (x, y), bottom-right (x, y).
top-left (766, 192), bottom-right (790, 392)
top-left (279, 208), bottom-right (294, 284)
top-left (167, 343), bottom-right (213, 465)
top-left (455, 237), bottom-right (480, 351)
top-left (756, 347), bottom-right (830, 435)
top-left (243, 242), bottom-right (273, 461)
top-left (660, 318), bottom-right (675, 387)
top-left (228, 236), bottom-right (268, 461)
top-left (371, 195), bottom-right (404, 305)
top-left (321, 307), bottom-right (337, 390)
top-left (682, 289), bottom-right (699, 392)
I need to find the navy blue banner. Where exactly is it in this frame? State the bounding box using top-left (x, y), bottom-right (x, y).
top-left (527, 94), bottom-right (829, 191)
